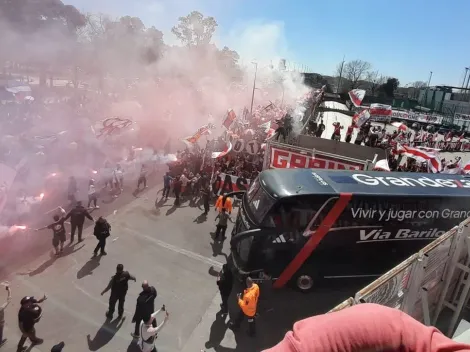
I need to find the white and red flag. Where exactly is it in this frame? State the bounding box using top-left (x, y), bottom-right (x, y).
top-left (353, 109), bottom-right (370, 128)
top-left (211, 141), bottom-right (232, 159)
top-left (397, 144), bottom-right (442, 173)
top-left (348, 89), bottom-right (366, 107)
top-left (223, 110), bottom-right (237, 130)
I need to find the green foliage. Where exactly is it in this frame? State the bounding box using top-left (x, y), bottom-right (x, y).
top-left (171, 11), bottom-right (218, 46)
top-left (379, 78), bottom-right (400, 97)
top-left (0, 0), bottom-right (85, 34)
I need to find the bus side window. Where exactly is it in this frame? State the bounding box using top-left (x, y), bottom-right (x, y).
top-left (308, 200), bottom-right (335, 232)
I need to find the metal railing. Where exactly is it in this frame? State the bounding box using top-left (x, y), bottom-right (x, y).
top-left (329, 217), bottom-right (470, 337)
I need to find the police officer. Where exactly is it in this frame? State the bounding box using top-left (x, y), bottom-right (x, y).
top-left (101, 264), bottom-right (136, 319)
top-left (64, 201), bottom-right (94, 243)
top-left (229, 277), bottom-right (259, 336)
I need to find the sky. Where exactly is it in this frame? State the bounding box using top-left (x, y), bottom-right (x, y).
top-left (66, 0), bottom-right (470, 87)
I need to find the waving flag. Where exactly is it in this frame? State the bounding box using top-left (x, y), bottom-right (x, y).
top-left (348, 89), bottom-right (366, 107)
top-left (94, 117), bottom-right (134, 138)
top-left (258, 120), bottom-right (272, 133)
top-left (181, 123), bottom-right (215, 147)
top-left (373, 159), bottom-right (390, 171)
top-left (443, 158), bottom-right (463, 175)
top-left (398, 144), bottom-right (442, 173)
top-left (212, 141), bottom-right (232, 159)
top-left (223, 110), bottom-right (237, 130)
top-left (353, 109), bottom-right (370, 128)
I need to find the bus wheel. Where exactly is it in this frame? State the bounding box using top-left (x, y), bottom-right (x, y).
top-left (293, 273), bottom-right (315, 293)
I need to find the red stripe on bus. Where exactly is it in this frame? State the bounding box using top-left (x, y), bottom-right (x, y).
top-left (273, 193), bottom-right (353, 289)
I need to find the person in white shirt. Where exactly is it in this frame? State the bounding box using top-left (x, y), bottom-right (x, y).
top-left (113, 164), bottom-right (124, 197)
top-left (138, 306), bottom-right (169, 352)
top-left (87, 179), bottom-right (99, 209)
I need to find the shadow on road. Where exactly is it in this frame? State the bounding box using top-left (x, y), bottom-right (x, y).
top-left (194, 212), bottom-right (208, 224)
top-left (77, 255), bottom-right (103, 279)
top-left (202, 278), bottom-right (370, 352)
top-left (16, 243), bottom-right (85, 277)
top-left (205, 311), bottom-right (230, 350)
top-left (86, 316), bottom-right (125, 351)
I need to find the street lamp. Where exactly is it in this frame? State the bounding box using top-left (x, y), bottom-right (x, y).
top-left (249, 61), bottom-right (258, 118)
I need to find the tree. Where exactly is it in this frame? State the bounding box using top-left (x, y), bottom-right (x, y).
top-left (0, 0), bottom-right (85, 34)
top-left (412, 81), bottom-right (427, 88)
top-left (334, 61), bottom-right (346, 93)
top-left (365, 70), bottom-right (386, 96)
top-left (405, 81), bottom-right (427, 99)
top-left (379, 77), bottom-right (400, 97)
top-left (171, 11), bottom-right (218, 46)
top-left (343, 60), bottom-right (372, 89)
top-left (0, 0), bottom-right (86, 84)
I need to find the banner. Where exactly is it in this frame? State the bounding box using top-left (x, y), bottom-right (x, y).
top-left (212, 173), bottom-right (251, 195)
top-left (232, 139), bottom-right (261, 155)
top-left (0, 163), bottom-right (17, 215)
top-left (348, 89), bottom-right (366, 107)
top-left (232, 139), bottom-right (245, 153)
top-left (369, 104), bottom-right (392, 123)
top-left (269, 147), bottom-right (365, 170)
top-left (391, 110), bottom-right (443, 125)
top-left (454, 113), bottom-right (470, 122)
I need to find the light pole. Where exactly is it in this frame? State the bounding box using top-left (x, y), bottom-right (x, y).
top-left (249, 62), bottom-right (258, 118)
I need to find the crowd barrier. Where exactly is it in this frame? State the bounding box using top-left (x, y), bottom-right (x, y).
top-left (328, 216), bottom-right (470, 337)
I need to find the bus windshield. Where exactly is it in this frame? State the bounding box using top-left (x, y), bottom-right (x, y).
top-left (245, 177), bottom-right (275, 225)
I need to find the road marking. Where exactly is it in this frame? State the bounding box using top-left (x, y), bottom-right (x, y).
top-left (120, 226), bottom-right (224, 269)
top-left (15, 275), bottom-right (131, 342)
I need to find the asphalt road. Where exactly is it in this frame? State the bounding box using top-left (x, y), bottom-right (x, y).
top-left (0, 169), bottom-right (165, 280)
top-left (0, 180), bottom-right (365, 352)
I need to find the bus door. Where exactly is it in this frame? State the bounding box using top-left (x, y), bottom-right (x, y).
top-left (252, 196), bottom-right (330, 279)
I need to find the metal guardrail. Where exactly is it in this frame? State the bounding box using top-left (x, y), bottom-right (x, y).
top-left (328, 217), bottom-right (470, 337)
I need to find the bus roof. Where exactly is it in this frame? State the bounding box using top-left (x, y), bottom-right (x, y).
top-left (260, 169), bottom-right (470, 198)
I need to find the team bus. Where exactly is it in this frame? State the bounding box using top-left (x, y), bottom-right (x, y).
top-left (229, 169), bottom-right (470, 292)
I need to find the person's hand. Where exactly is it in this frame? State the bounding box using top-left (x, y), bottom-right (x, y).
top-left (165, 311), bottom-right (169, 319)
top-left (101, 292), bottom-right (104, 296)
top-left (42, 294), bottom-right (47, 301)
top-left (237, 293), bottom-right (241, 299)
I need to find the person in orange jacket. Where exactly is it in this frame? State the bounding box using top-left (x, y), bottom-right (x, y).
top-left (215, 194), bottom-right (232, 214)
top-left (229, 277), bottom-right (259, 336)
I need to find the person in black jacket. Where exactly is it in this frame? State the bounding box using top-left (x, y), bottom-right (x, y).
top-left (217, 264), bottom-right (233, 315)
top-left (101, 264), bottom-right (136, 319)
top-left (93, 217), bottom-right (110, 256)
top-left (64, 201), bottom-right (94, 243)
top-left (201, 186), bottom-right (210, 215)
top-left (131, 281), bottom-right (157, 338)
